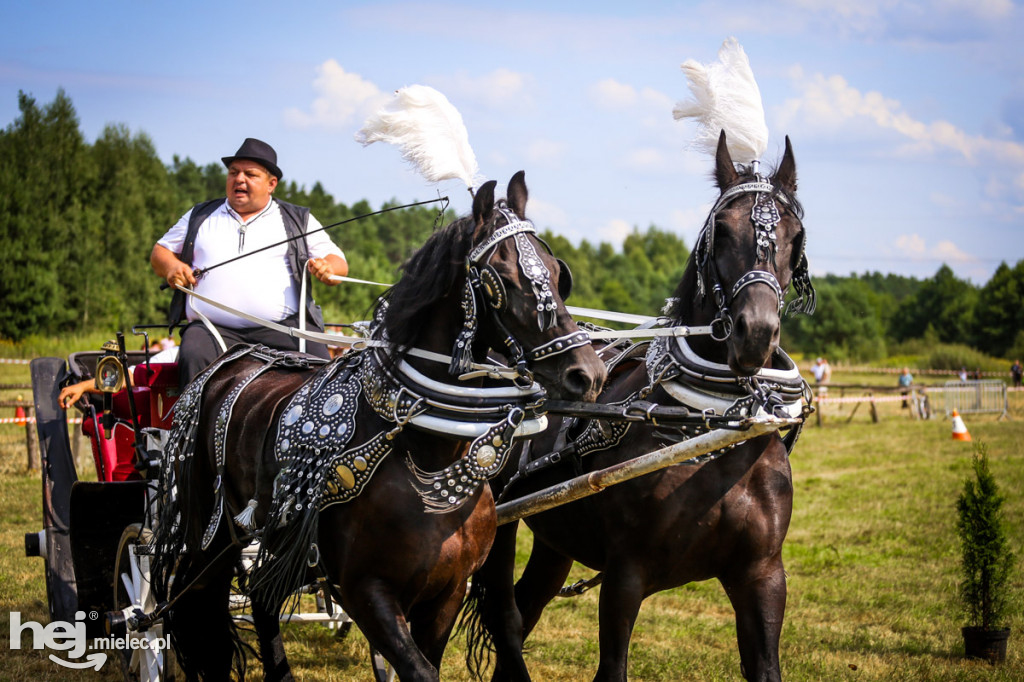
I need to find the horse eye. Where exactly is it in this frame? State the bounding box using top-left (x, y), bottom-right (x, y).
top-left (713, 224), bottom-right (738, 249)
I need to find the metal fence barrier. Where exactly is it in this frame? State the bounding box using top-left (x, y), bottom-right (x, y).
top-left (942, 380), bottom-right (1008, 419)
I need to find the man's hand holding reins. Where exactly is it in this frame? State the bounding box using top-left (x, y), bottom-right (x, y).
top-left (151, 244), bottom-right (198, 289)
top-left (307, 255), bottom-right (348, 286)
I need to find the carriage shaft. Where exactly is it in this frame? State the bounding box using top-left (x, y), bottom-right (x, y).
top-left (495, 416), bottom-right (797, 525)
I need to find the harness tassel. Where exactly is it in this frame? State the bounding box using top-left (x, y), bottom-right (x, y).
top-left (234, 498), bottom-right (259, 531)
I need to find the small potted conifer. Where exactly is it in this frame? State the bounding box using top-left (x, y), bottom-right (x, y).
top-left (956, 443), bottom-right (1014, 662)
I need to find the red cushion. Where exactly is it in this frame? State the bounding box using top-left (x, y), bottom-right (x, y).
top-left (133, 363), bottom-right (179, 429)
top-left (82, 417), bottom-right (141, 483)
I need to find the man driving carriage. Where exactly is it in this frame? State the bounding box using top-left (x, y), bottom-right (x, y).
top-left (150, 137), bottom-right (348, 387)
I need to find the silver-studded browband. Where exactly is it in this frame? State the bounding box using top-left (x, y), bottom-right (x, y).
top-left (468, 218), bottom-right (536, 262)
top-left (450, 205), bottom-right (591, 379)
top-left (694, 178), bottom-right (805, 341)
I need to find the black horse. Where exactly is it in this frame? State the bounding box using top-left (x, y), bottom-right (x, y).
top-left (466, 133), bottom-right (814, 682)
top-left (151, 172), bottom-right (606, 681)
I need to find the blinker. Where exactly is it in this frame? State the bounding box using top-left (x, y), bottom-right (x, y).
top-left (556, 259), bottom-right (573, 301)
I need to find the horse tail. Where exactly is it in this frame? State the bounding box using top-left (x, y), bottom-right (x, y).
top-left (164, 575), bottom-right (254, 681)
top-left (150, 364), bottom-right (256, 679)
top-left (457, 575), bottom-right (495, 681)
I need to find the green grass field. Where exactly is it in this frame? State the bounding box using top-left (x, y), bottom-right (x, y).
top-left (1, 361), bottom-right (1022, 680)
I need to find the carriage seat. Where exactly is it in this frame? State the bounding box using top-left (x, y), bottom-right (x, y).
top-left (128, 362), bottom-right (179, 430)
top-left (80, 362), bottom-right (180, 482)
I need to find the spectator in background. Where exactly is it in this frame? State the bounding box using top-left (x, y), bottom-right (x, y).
top-left (958, 367), bottom-right (968, 382)
top-left (811, 357), bottom-right (831, 384)
top-left (1010, 360), bottom-right (1022, 388)
top-left (898, 367), bottom-right (913, 408)
top-left (811, 357), bottom-right (832, 397)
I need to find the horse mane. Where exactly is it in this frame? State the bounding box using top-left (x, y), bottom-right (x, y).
top-left (379, 214), bottom-right (476, 349)
top-left (665, 161), bottom-right (803, 323)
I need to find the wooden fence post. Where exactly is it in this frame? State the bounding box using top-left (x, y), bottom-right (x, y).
top-left (25, 405), bottom-right (38, 470)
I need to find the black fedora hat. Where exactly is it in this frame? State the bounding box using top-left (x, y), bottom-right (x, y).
top-left (222, 137), bottom-right (283, 180)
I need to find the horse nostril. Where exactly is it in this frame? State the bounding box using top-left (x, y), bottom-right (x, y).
top-left (564, 367), bottom-right (597, 399)
top-left (734, 313), bottom-right (749, 339)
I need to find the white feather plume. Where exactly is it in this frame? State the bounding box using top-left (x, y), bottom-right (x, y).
top-left (355, 85), bottom-right (481, 189)
top-left (672, 37), bottom-right (768, 164)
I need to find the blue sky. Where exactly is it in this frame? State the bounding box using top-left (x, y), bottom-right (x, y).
top-left (3, 1), bottom-right (1022, 284)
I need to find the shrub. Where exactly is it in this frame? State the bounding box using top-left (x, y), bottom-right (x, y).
top-left (926, 343), bottom-right (998, 373)
top-left (956, 443), bottom-right (1015, 629)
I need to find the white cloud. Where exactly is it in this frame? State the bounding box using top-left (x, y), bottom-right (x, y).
top-left (777, 0), bottom-right (1014, 41)
top-left (589, 79), bottom-right (674, 113)
top-left (523, 196), bottom-right (568, 231)
top-left (779, 66), bottom-right (1024, 167)
top-left (669, 205), bottom-right (713, 247)
top-left (786, 0), bottom-right (1013, 21)
top-left (525, 138), bottom-right (568, 166)
top-left (929, 192), bottom-right (959, 208)
top-left (599, 218), bottom-right (633, 245)
top-left (283, 60), bottom-right (388, 130)
top-left (624, 147), bottom-right (668, 172)
top-left (894, 233), bottom-right (975, 263)
top-left (932, 239), bottom-right (974, 262)
top-left (591, 79), bottom-right (639, 109)
top-left (431, 68), bottom-right (533, 110)
top-left (588, 78), bottom-right (688, 177)
top-left (895, 233), bottom-right (928, 256)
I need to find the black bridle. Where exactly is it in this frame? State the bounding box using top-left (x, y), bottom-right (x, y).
top-left (450, 202), bottom-right (589, 384)
top-left (693, 178), bottom-right (815, 341)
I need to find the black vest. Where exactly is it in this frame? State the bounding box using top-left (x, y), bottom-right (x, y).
top-left (167, 198), bottom-right (325, 330)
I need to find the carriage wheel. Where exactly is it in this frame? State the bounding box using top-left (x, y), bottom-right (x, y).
top-left (369, 646), bottom-right (396, 682)
top-left (112, 524), bottom-right (174, 681)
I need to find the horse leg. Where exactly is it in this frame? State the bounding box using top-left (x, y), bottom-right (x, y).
top-left (167, 553), bottom-right (240, 679)
top-left (593, 565), bottom-right (645, 682)
top-left (409, 582), bottom-right (467, 672)
top-left (720, 556), bottom-right (786, 682)
top-left (345, 583), bottom-right (439, 682)
top-left (464, 521), bottom-right (533, 682)
top-left (251, 594), bottom-right (293, 682)
top-left (514, 537), bottom-right (574, 639)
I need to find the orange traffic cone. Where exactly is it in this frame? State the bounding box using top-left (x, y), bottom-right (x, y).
top-left (951, 410), bottom-right (971, 441)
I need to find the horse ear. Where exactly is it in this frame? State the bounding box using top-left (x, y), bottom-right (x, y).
top-left (507, 170), bottom-right (528, 218)
top-left (773, 136), bottom-right (797, 193)
top-left (714, 130), bottom-right (738, 190)
top-left (473, 180), bottom-right (497, 226)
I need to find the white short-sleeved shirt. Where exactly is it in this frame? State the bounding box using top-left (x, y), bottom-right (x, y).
top-left (157, 199), bottom-right (344, 328)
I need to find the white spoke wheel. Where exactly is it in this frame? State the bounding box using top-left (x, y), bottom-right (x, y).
top-left (113, 524), bottom-right (174, 681)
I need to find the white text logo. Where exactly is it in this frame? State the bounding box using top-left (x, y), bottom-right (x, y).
top-left (9, 611), bottom-right (107, 670)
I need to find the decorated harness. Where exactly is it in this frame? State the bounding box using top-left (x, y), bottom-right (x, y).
top-left (505, 175), bottom-right (816, 489)
top-left (453, 202), bottom-right (585, 383)
top-left (693, 177), bottom-right (815, 340)
top-left (163, 203), bottom-right (592, 569)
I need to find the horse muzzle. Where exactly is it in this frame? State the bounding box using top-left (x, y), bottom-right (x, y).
top-left (727, 290), bottom-right (780, 376)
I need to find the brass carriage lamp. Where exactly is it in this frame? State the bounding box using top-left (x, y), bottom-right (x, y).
top-left (94, 339), bottom-right (126, 439)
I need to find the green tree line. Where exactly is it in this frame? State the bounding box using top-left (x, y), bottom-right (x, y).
top-left (2, 91), bottom-right (1022, 363)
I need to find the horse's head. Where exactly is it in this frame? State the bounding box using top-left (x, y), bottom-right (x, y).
top-left (463, 171), bottom-right (606, 401)
top-left (678, 131), bottom-right (814, 376)
top-left (382, 172), bottom-right (605, 402)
